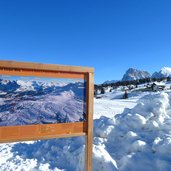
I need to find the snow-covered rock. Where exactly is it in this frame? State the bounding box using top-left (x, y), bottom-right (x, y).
top-left (122, 68), bottom-right (151, 81)
top-left (152, 67), bottom-right (171, 78)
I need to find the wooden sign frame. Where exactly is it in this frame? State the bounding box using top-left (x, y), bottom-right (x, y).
top-left (0, 60), bottom-right (94, 171)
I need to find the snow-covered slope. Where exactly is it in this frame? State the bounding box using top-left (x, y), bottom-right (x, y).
top-left (152, 67), bottom-right (171, 78)
top-left (1, 84), bottom-right (171, 170)
top-left (0, 79), bottom-right (86, 126)
top-left (122, 68), bottom-right (151, 81)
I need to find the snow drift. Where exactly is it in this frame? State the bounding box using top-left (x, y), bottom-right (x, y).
top-left (94, 91), bottom-right (171, 171)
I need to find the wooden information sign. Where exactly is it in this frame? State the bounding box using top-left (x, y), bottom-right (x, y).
top-left (0, 60), bottom-right (94, 171)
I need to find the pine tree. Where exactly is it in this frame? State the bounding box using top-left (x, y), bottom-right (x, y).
top-left (123, 90), bottom-right (128, 99)
top-left (101, 87), bottom-right (105, 94)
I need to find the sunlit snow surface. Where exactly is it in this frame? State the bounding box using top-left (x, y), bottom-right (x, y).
top-left (1, 83), bottom-right (171, 170)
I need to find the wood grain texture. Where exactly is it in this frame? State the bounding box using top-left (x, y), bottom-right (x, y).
top-left (0, 60), bottom-right (94, 171)
top-left (0, 122), bottom-right (86, 143)
top-left (0, 60), bottom-right (94, 73)
top-left (85, 72), bottom-right (94, 171)
top-left (0, 68), bottom-right (85, 79)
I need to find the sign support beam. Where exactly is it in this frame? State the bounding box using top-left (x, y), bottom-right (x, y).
top-left (85, 72), bottom-right (94, 171)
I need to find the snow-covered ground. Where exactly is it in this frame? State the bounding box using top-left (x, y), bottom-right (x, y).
top-left (94, 98), bottom-right (137, 119)
top-left (1, 88), bottom-right (171, 170)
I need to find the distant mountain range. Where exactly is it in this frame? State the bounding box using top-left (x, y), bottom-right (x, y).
top-left (103, 80), bottom-right (118, 85)
top-left (102, 67), bottom-right (171, 84)
top-left (0, 79), bottom-right (86, 126)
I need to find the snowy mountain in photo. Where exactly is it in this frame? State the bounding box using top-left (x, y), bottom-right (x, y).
top-left (152, 67), bottom-right (171, 78)
top-left (122, 68), bottom-right (151, 81)
top-left (0, 78), bottom-right (86, 126)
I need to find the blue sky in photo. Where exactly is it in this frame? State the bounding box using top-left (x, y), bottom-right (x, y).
top-left (0, 0), bottom-right (171, 84)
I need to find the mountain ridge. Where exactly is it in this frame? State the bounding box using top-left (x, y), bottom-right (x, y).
top-left (102, 67), bottom-right (171, 84)
top-left (122, 68), bottom-right (151, 81)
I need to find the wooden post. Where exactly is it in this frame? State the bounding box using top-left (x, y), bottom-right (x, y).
top-left (85, 72), bottom-right (94, 171)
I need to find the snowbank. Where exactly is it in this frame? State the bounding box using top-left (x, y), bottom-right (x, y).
top-left (1, 92), bottom-right (171, 170)
top-left (94, 92), bottom-right (171, 171)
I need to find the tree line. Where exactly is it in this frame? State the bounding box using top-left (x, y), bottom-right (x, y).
top-left (94, 76), bottom-right (171, 95)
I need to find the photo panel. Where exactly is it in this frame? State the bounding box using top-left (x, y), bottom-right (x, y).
top-left (0, 75), bottom-right (86, 127)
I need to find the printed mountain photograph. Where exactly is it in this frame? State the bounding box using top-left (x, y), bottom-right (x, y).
top-left (0, 75), bottom-right (86, 126)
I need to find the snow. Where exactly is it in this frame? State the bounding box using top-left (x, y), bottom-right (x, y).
top-left (122, 68), bottom-right (151, 81)
top-left (93, 145), bottom-right (118, 171)
top-left (152, 67), bottom-right (171, 78)
top-left (94, 91), bottom-right (171, 171)
top-left (16, 80), bottom-right (35, 92)
top-left (0, 79), bottom-right (10, 85)
top-left (0, 78), bottom-right (86, 126)
top-left (0, 98), bottom-right (4, 105)
top-left (94, 98), bottom-right (136, 119)
top-left (161, 67), bottom-right (171, 76)
top-left (1, 83), bottom-right (171, 170)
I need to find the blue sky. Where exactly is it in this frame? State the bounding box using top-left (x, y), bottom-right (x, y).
top-left (0, 0), bottom-right (171, 84)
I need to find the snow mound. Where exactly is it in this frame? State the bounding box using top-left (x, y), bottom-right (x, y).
top-left (94, 92), bottom-right (171, 171)
top-left (93, 145), bottom-right (118, 171)
top-left (0, 137), bottom-right (118, 171)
